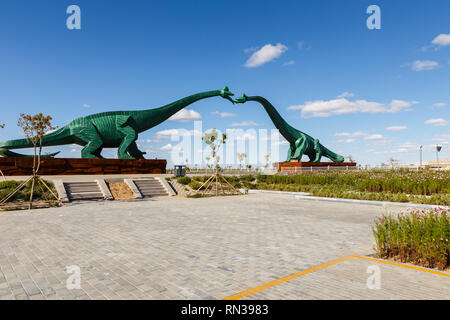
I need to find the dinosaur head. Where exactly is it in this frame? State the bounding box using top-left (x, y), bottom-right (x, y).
top-left (235, 94), bottom-right (248, 104)
top-left (219, 86), bottom-right (235, 104)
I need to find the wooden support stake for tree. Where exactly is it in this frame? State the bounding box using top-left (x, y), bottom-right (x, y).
top-left (195, 175), bottom-right (214, 193)
top-left (220, 175), bottom-right (239, 194)
top-left (0, 176), bottom-right (33, 205)
top-left (39, 177), bottom-right (59, 200)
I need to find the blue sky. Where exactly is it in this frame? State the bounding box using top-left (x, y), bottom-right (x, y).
top-left (0, 0), bottom-right (449, 167)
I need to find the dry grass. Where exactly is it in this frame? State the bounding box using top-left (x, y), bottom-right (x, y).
top-left (108, 182), bottom-right (135, 200)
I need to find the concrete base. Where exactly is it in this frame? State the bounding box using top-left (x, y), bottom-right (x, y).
top-left (278, 161), bottom-right (357, 172)
top-left (0, 157), bottom-right (167, 176)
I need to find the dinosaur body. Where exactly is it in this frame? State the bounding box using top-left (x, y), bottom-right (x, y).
top-left (0, 87), bottom-right (235, 159)
top-left (236, 95), bottom-right (344, 163)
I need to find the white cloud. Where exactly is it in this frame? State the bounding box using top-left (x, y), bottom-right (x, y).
top-left (211, 111), bottom-right (236, 117)
top-left (366, 142), bottom-right (420, 155)
top-left (364, 134), bottom-right (384, 140)
top-left (226, 128), bottom-right (258, 141)
top-left (160, 144), bottom-right (182, 152)
top-left (282, 60), bottom-right (295, 66)
top-left (82, 104), bottom-right (90, 108)
top-left (424, 118), bottom-right (448, 126)
top-left (272, 140), bottom-right (289, 146)
top-left (389, 100), bottom-right (418, 112)
top-left (230, 121), bottom-right (258, 127)
top-left (334, 131), bottom-right (366, 138)
top-left (168, 109), bottom-right (201, 122)
top-left (337, 92), bottom-right (354, 98)
top-left (432, 34), bottom-right (450, 47)
top-left (156, 129), bottom-right (201, 139)
top-left (288, 98), bottom-right (385, 118)
top-left (433, 102), bottom-right (446, 108)
top-left (236, 133), bottom-right (256, 141)
top-left (289, 97), bottom-right (418, 118)
top-left (244, 43), bottom-right (288, 68)
top-left (432, 134), bottom-right (450, 146)
top-left (411, 60), bottom-right (439, 71)
top-left (337, 138), bottom-right (356, 144)
top-left (386, 126), bottom-right (407, 131)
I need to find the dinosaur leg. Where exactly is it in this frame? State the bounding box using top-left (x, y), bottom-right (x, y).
top-left (292, 137), bottom-right (306, 160)
top-left (313, 153), bottom-right (322, 162)
top-left (313, 139), bottom-right (322, 162)
top-left (77, 130), bottom-right (104, 159)
top-left (117, 126), bottom-right (138, 159)
top-left (285, 146), bottom-right (293, 162)
top-left (127, 142), bottom-right (146, 159)
top-left (69, 125), bottom-right (104, 159)
top-left (92, 148), bottom-right (104, 159)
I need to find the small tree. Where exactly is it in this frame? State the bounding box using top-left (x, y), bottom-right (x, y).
top-left (264, 154), bottom-right (270, 168)
top-left (237, 153), bottom-right (246, 170)
top-left (194, 129), bottom-right (238, 196)
top-left (17, 113), bottom-right (57, 178)
top-left (0, 113), bottom-right (59, 209)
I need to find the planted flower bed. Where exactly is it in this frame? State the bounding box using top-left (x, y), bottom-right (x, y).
top-left (247, 169), bottom-right (449, 205)
top-left (372, 208), bottom-right (449, 270)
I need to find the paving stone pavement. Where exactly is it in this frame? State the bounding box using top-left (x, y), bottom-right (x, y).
top-left (0, 194), bottom-right (448, 300)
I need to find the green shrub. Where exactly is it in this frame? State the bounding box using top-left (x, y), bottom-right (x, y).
top-left (188, 181), bottom-right (202, 190)
top-left (372, 208), bottom-right (449, 270)
top-left (0, 179), bottom-right (56, 202)
top-left (0, 180), bottom-right (20, 189)
top-left (177, 176), bottom-right (191, 185)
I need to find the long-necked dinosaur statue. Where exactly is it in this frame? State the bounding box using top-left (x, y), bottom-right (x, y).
top-left (235, 94), bottom-right (344, 163)
top-left (0, 87), bottom-right (235, 159)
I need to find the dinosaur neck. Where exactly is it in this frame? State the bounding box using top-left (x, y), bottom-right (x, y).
top-left (246, 96), bottom-right (299, 143)
top-left (137, 90), bottom-right (221, 132)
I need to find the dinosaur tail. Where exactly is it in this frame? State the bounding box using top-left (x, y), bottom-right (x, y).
top-left (321, 144), bottom-right (345, 163)
top-left (0, 127), bottom-right (68, 158)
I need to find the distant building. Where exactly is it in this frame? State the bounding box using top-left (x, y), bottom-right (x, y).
top-left (425, 157), bottom-right (450, 170)
top-left (397, 158), bottom-right (450, 170)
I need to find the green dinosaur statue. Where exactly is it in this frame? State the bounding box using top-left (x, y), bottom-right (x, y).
top-left (235, 94), bottom-right (344, 163)
top-left (0, 87), bottom-right (235, 159)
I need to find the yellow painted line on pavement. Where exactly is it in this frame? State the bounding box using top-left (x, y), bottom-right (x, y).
top-left (351, 254), bottom-right (450, 278)
top-left (222, 255), bottom-right (354, 300)
top-left (223, 254), bottom-right (450, 300)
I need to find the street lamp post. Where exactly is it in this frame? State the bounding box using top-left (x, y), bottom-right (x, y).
top-left (419, 145), bottom-right (423, 168)
top-left (436, 145), bottom-right (442, 169)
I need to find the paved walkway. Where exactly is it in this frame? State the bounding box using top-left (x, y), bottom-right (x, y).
top-left (0, 194), bottom-right (448, 300)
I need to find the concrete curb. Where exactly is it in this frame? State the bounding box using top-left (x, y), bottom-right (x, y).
top-left (239, 189), bottom-right (310, 196)
top-left (52, 179), bottom-right (69, 203)
top-left (96, 179), bottom-right (114, 200)
top-left (156, 177), bottom-right (177, 196)
top-left (124, 179), bottom-right (143, 199)
top-left (243, 189), bottom-right (448, 209)
top-left (294, 195), bottom-right (448, 209)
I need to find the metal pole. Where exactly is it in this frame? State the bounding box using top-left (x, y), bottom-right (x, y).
top-left (419, 145), bottom-right (422, 168)
top-left (436, 145), bottom-right (439, 169)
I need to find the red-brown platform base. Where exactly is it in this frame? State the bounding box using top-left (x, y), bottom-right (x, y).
top-left (277, 161), bottom-right (357, 172)
top-left (0, 157), bottom-right (167, 176)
